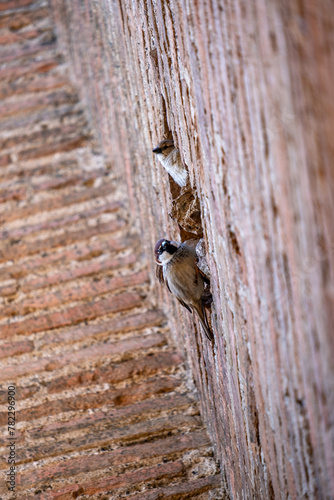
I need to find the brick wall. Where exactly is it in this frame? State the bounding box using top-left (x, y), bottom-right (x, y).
top-left (51, 0), bottom-right (334, 498)
top-left (0, 0), bottom-right (222, 498)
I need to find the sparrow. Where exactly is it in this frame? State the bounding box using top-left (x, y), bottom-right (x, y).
top-left (152, 140), bottom-right (188, 187)
top-left (155, 238), bottom-right (213, 341)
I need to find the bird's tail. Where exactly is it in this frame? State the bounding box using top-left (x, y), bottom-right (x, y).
top-left (193, 301), bottom-right (213, 341)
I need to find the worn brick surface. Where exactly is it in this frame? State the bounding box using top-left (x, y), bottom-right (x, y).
top-left (0, 1), bottom-right (220, 498)
top-left (51, 0), bottom-right (334, 499)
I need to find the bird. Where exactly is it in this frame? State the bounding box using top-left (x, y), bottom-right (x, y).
top-left (154, 238), bottom-right (213, 341)
top-left (152, 139), bottom-right (188, 187)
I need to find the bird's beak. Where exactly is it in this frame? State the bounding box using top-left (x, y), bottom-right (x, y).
top-left (152, 147), bottom-right (162, 154)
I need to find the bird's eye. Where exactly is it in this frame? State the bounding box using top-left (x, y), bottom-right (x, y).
top-left (161, 241), bottom-right (167, 252)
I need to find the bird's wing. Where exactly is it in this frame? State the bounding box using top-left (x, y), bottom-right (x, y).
top-left (156, 264), bottom-right (164, 284)
top-left (176, 297), bottom-right (192, 313)
top-left (156, 264), bottom-right (172, 293)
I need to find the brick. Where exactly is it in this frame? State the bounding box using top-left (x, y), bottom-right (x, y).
top-left (0, 8), bottom-right (49, 31)
top-left (17, 431), bottom-right (210, 487)
top-left (29, 393), bottom-right (195, 439)
top-left (0, 376), bottom-right (180, 426)
top-left (0, 234), bottom-right (133, 281)
top-left (0, 331), bottom-right (165, 381)
top-left (127, 475), bottom-right (222, 499)
top-left (0, 158), bottom-right (78, 182)
top-left (0, 29), bottom-right (41, 45)
top-left (0, 218), bottom-right (126, 263)
top-left (0, 120), bottom-right (87, 152)
top-left (17, 134), bottom-right (90, 161)
top-left (0, 89), bottom-right (78, 119)
top-left (21, 252), bottom-right (136, 293)
top-left (15, 414), bottom-right (200, 464)
top-left (0, 36), bottom-right (57, 64)
top-left (0, 181), bottom-right (114, 223)
top-left (0, 199), bottom-right (120, 240)
top-left (0, 103), bottom-right (77, 133)
top-left (0, 0), bottom-right (35, 11)
top-left (0, 339), bottom-right (34, 359)
top-left (45, 351), bottom-right (182, 393)
top-left (2, 270), bottom-right (148, 318)
top-left (40, 308), bottom-right (166, 346)
top-left (0, 291), bottom-right (142, 339)
top-left (0, 57), bottom-right (59, 81)
top-left (0, 281), bottom-right (17, 296)
top-left (0, 186), bottom-right (26, 203)
top-left (0, 153), bottom-right (11, 167)
top-left (35, 460), bottom-right (184, 499)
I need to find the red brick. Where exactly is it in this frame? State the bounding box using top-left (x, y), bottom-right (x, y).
top-left (0, 186), bottom-right (26, 203)
top-left (21, 252), bottom-right (136, 293)
top-left (0, 29), bottom-right (41, 45)
top-left (0, 0), bottom-right (35, 11)
top-left (15, 414), bottom-right (200, 464)
top-left (0, 8), bottom-right (49, 31)
top-left (0, 38), bottom-right (57, 64)
top-left (0, 181), bottom-right (115, 223)
top-left (29, 393), bottom-right (195, 439)
top-left (0, 154), bottom-right (11, 167)
top-left (35, 461), bottom-right (185, 499)
top-left (2, 270), bottom-right (148, 318)
top-left (0, 234), bottom-right (133, 280)
top-left (127, 475), bottom-right (222, 499)
top-left (0, 281), bottom-right (17, 296)
top-left (0, 121), bottom-right (87, 151)
top-left (0, 158), bottom-right (78, 182)
top-left (0, 291), bottom-right (142, 339)
top-left (1, 376), bottom-right (180, 427)
top-left (0, 339), bottom-right (34, 359)
top-left (0, 331), bottom-right (165, 381)
top-left (40, 308), bottom-right (166, 346)
top-left (17, 431), bottom-right (209, 487)
top-left (0, 218), bottom-right (126, 263)
top-left (17, 135), bottom-right (90, 161)
top-left (45, 351), bottom-right (182, 393)
top-left (0, 89), bottom-right (78, 119)
top-left (0, 199), bottom-right (120, 241)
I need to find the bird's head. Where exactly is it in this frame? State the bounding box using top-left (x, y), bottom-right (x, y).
top-left (152, 139), bottom-right (175, 157)
top-left (154, 238), bottom-right (180, 265)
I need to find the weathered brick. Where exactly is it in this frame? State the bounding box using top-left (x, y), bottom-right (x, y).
top-left (29, 393), bottom-right (195, 439)
top-left (0, 331), bottom-right (165, 381)
top-left (15, 414), bottom-right (200, 464)
top-left (21, 252), bottom-right (136, 293)
top-left (17, 134), bottom-right (90, 161)
top-left (127, 475), bottom-right (222, 499)
top-left (0, 29), bottom-right (41, 45)
top-left (17, 431), bottom-right (209, 487)
top-left (45, 351), bottom-right (182, 393)
top-left (34, 460), bottom-right (185, 499)
top-left (0, 121), bottom-right (87, 151)
top-left (40, 308), bottom-right (165, 346)
top-left (0, 218), bottom-right (126, 263)
top-left (0, 153), bottom-right (11, 167)
top-left (0, 339), bottom-right (34, 359)
top-left (2, 270), bottom-right (148, 318)
top-left (0, 181), bottom-right (114, 223)
top-left (0, 234), bottom-right (133, 280)
top-left (0, 8), bottom-right (49, 31)
top-left (0, 89), bottom-right (78, 119)
top-left (0, 186), bottom-right (26, 203)
top-left (0, 291), bottom-right (142, 339)
top-left (0, 199), bottom-right (120, 240)
top-left (0, 0), bottom-right (36, 11)
top-left (0, 376), bottom-right (180, 426)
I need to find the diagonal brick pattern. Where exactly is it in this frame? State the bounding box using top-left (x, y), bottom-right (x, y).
top-left (0, 1), bottom-right (222, 498)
